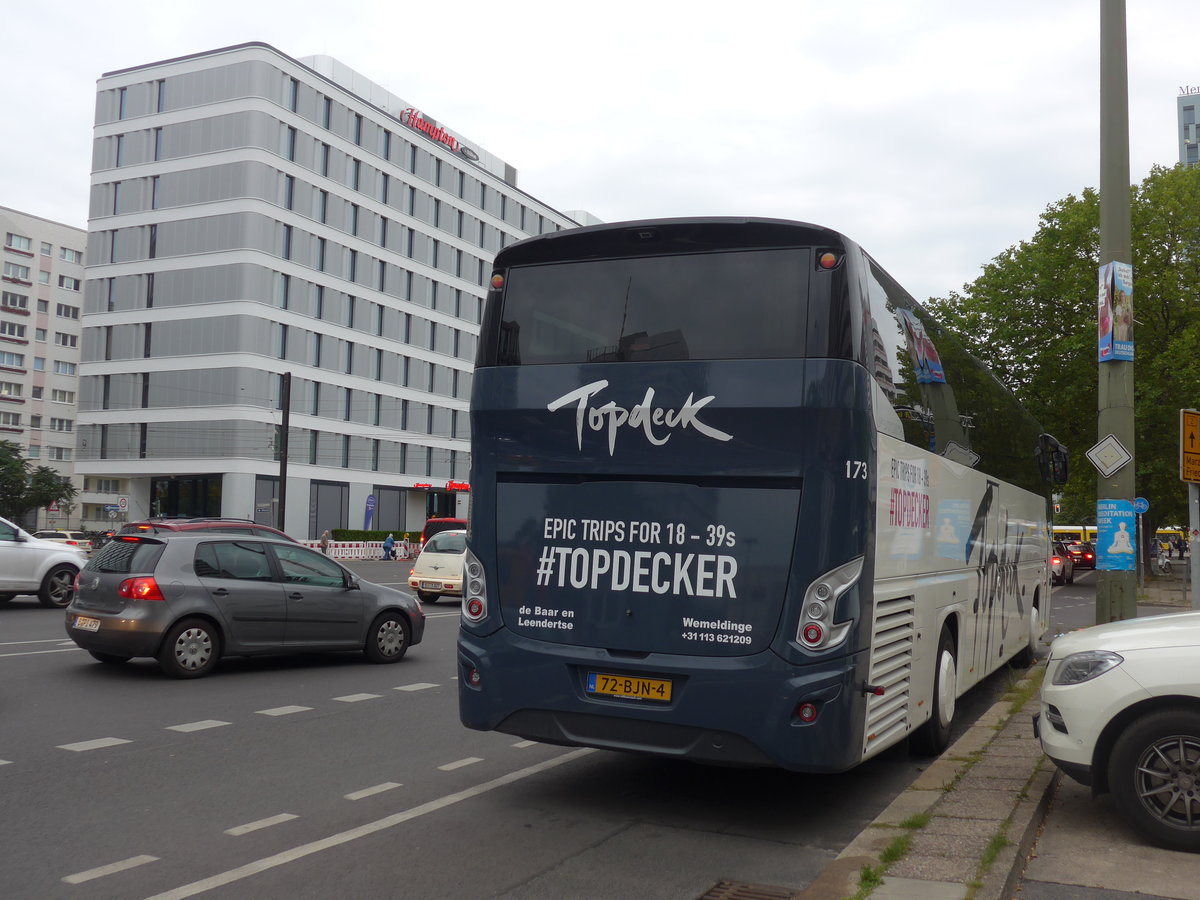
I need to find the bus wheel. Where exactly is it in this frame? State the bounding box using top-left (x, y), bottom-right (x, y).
top-left (1012, 602), bottom-right (1040, 669)
top-left (911, 628), bottom-right (956, 756)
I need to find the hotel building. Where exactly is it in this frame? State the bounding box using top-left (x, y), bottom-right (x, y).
top-left (79, 43), bottom-right (580, 539)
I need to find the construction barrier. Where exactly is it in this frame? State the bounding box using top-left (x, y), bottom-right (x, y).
top-left (302, 540), bottom-right (415, 561)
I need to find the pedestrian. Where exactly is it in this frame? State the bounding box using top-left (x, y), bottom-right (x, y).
top-left (320, 530), bottom-right (331, 555)
top-left (1176, 536), bottom-right (1187, 559)
top-left (383, 533), bottom-right (395, 561)
top-left (399, 536), bottom-right (411, 561)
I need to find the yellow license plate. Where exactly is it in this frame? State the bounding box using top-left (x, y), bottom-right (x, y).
top-left (586, 672), bottom-right (672, 702)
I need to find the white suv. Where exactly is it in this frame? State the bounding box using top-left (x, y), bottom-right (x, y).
top-left (0, 515), bottom-right (87, 608)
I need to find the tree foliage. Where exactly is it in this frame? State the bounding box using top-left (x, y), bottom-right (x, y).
top-left (925, 164), bottom-right (1200, 540)
top-left (0, 440), bottom-right (77, 522)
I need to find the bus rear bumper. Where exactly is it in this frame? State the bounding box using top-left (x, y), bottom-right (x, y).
top-left (457, 631), bottom-right (869, 773)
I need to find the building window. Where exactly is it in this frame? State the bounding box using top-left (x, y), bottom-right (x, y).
top-left (37, 299), bottom-right (48, 314)
top-left (31, 386), bottom-right (42, 399)
top-left (354, 113), bottom-right (363, 145)
top-left (5, 233), bottom-right (32, 253)
top-left (51, 389), bottom-right (74, 403)
top-left (49, 417), bottom-right (73, 432)
top-left (40, 242), bottom-right (52, 256)
top-left (0, 381), bottom-right (22, 398)
top-left (3, 262), bottom-right (31, 282)
top-left (58, 275), bottom-right (81, 292)
top-left (33, 357), bottom-right (45, 371)
top-left (54, 332), bottom-right (78, 348)
top-left (320, 143), bottom-right (330, 177)
top-left (56, 303), bottom-right (80, 319)
top-left (29, 415), bottom-right (41, 428)
top-left (1, 291), bottom-right (27, 310)
top-left (53, 361), bottom-right (76, 376)
top-left (284, 174), bottom-right (295, 210)
top-left (35, 328), bottom-right (46, 342)
top-left (0, 411), bottom-right (19, 427)
top-left (286, 126), bottom-right (297, 161)
top-left (59, 246), bottom-right (83, 265)
top-left (47, 446), bottom-right (71, 461)
top-left (0, 321), bottom-right (25, 339)
top-left (322, 97), bottom-right (332, 129)
top-left (39, 271), bottom-right (50, 285)
top-left (288, 77), bottom-right (299, 112)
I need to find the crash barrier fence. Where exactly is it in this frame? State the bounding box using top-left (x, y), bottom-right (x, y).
top-left (301, 540), bottom-right (417, 561)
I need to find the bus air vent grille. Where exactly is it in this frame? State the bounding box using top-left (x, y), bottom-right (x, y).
top-left (864, 595), bottom-right (916, 751)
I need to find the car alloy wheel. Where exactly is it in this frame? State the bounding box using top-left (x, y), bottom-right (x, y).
top-left (1110, 708), bottom-right (1200, 851)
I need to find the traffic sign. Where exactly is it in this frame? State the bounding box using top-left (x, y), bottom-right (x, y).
top-left (47, 501), bottom-right (59, 513)
top-left (1133, 497), bottom-right (1149, 514)
top-left (117, 496), bottom-right (128, 511)
top-left (1087, 434), bottom-right (1133, 478)
top-left (104, 504), bottom-right (120, 511)
top-left (1182, 409), bottom-right (1200, 484)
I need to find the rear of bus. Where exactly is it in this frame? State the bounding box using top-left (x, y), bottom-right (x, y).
top-left (457, 218), bottom-right (880, 772)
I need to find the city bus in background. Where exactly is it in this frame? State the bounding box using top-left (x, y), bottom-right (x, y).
top-left (457, 218), bottom-right (1068, 773)
top-left (1051, 525), bottom-right (1098, 543)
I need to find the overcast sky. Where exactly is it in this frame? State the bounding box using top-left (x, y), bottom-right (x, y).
top-left (4, 1), bottom-right (1194, 302)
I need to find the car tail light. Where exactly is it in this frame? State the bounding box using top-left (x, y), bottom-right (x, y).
top-left (73, 571), bottom-right (82, 591)
top-left (117, 577), bottom-right (165, 601)
top-left (1051, 555), bottom-right (1062, 565)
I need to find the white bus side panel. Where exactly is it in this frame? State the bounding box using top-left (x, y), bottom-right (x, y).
top-left (863, 434), bottom-right (1049, 759)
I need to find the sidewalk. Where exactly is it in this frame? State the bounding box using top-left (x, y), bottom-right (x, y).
top-left (792, 573), bottom-right (1196, 900)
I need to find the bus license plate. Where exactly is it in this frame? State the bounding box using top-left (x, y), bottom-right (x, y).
top-left (586, 672), bottom-right (672, 702)
top-left (73, 616), bottom-right (101, 632)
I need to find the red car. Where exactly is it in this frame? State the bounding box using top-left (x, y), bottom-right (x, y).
top-left (1064, 541), bottom-right (1096, 569)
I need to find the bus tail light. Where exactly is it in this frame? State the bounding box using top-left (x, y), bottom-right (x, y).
top-left (462, 547), bottom-right (488, 623)
top-left (796, 702), bottom-right (820, 723)
top-left (797, 557), bottom-right (862, 650)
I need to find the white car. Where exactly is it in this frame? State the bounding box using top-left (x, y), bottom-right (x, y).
top-left (32, 529), bottom-right (94, 553)
top-left (0, 515), bottom-right (88, 608)
top-left (1037, 611), bottom-right (1200, 852)
top-left (408, 529), bottom-right (465, 603)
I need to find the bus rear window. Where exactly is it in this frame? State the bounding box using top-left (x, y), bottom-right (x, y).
top-left (495, 248), bottom-right (809, 364)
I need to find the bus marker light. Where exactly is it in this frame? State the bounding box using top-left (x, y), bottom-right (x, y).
top-left (862, 683), bottom-right (886, 697)
top-left (802, 623), bottom-right (823, 645)
top-left (465, 598), bottom-right (485, 619)
top-left (490, 273), bottom-right (504, 289)
top-left (818, 252), bottom-right (840, 269)
top-left (466, 668), bottom-right (482, 686)
top-left (797, 702), bottom-right (819, 723)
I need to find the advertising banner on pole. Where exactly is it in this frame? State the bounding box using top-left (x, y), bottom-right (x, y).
top-left (1096, 499), bottom-right (1137, 570)
top-left (1098, 261), bottom-right (1134, 362)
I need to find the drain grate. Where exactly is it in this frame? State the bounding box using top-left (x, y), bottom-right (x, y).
top-left (696, 880), bottom-right (799, 900)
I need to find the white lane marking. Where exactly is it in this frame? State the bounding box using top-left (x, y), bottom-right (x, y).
top-left (438, 757), bottom-right (483, 771)
top-left (58, 737), bottom-right (132, 752)
top-left (225, 814), bottom-right (298, 836)
top-left (344, 782), bottom-right (402, 801)
top-left (393, 682), bottom-right (439, 692)
top-left (333, 693), bottom-right (381, 703)
top-left (256, 706), bottom-right (312, 717)
top-left (143, 749), bottom-right (592, 900)
top-left (0, 638), bottom-right (76, 647)
top-left (63, 854), bottom-right (159, 884)
top-left (512, 740), bottom-right (537, 748)
top-left (0, 647), bottom-right (81, 659)
top-left (167, 720), bottom-right (232, 733)
top-left (0, 759), bottom-right (11, 766)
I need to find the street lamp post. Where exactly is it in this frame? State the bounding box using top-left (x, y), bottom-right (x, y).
top-left (1096, 0), bottom-right (1137, 623)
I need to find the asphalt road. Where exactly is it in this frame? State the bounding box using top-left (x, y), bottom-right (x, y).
top-left (1, 559), bottom-right (1020, 900)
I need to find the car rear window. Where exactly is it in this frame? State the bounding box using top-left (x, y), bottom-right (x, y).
top-left (86, 538), bottom-right (166, 574)
top-left (425, 532), bottom-right (466, 554)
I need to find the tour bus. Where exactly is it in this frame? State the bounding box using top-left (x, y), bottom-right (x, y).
top-left (457, 218), bottom-right (1068, 773)
top-left (1051, 525), bottom-right (1098, 543)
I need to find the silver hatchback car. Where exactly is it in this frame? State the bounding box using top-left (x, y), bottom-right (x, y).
top-left (64, 533), bottom-right (425, 678)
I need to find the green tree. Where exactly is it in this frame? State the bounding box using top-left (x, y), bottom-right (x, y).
top-left (0, 440), bottom-right (77, 522)
top-left (925, 164), bottom-right (1200, 543)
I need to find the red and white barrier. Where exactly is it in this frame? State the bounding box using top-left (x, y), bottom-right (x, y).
top-left (302, 540), bottom-right (414, 560)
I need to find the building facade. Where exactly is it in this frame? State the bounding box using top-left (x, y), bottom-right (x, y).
top-left (79, 43), bottom-right (580, 539)
top-left (1, 206), bottom-right (91, 529)
top-left (1179, 87), bottom-right (1199, 166)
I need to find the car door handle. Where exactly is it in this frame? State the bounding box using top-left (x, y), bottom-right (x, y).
top-left (212, 588), bottom-right (229, 596)
top-left (288, 592), bottom-right (304, 600)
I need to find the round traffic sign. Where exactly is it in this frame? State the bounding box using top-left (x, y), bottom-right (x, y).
top-left (1133, 497), bottom-right (1149, 514)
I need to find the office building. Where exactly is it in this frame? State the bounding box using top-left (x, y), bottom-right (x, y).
top-left (1179, 87), bottom-right (1199, 166)
top-left (1, 206), bottom-right (89, 529)
top-left (79, 43), bottom-right (580, 539)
